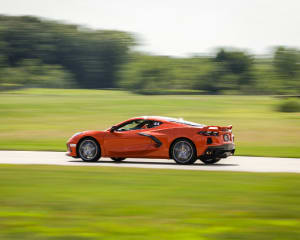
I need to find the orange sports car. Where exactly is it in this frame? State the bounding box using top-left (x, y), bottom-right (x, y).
top-left (66, 116), bottom-right (235, 165)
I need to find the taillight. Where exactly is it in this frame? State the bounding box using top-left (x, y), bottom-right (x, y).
top-left (198, 131), bottom-right (219, 136)
top-left (223, 134), bottom-right (229, 142)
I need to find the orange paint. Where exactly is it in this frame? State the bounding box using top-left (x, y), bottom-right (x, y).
top-left (66, 116), bottom-right (235, 162)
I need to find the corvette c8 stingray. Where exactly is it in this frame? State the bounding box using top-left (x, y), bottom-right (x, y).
top-left (66, 116), bottom-right (235, 165)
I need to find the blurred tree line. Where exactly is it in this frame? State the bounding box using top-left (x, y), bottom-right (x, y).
top-left (120, 48), bottom-right (300, 95)
top-left (0, 15), bottom-right (135, 88)
top-left (0, 15), bottom-right (300, 94)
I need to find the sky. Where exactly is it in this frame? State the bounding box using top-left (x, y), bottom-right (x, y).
top-left (1, 0), bottom-right (300, 56)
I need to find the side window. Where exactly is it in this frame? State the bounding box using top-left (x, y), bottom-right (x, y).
top-left (153, 121), bottom-right (162, 127)
top-left (116, 120), bottom-right (144, 132)
top-left (140, 121), bottom-right (162, 129)
top-left (116, 120), bottom-right (163, 132)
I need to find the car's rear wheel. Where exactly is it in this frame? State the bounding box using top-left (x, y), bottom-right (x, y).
top-left (171, 139), bottom-right (197, 165)
top-left (200, 158), bottom-right (221, 165)
top-left (78, 138), bottom-right (101, 162)
top-left (111, 157), bottom-right (126, 162)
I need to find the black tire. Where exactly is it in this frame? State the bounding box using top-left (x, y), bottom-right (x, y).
top-left (170, 139), bottom-right (197, 165)
top-left (200, 158), bottom-right (221, 165)
top-left (78, 137), bottom-right (101, 162)
top-left (111, 157), bottom-right (126, 162)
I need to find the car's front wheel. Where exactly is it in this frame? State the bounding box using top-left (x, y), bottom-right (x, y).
top-left (78, 138), bottom-right (101, 162)
top-left (171, 139), bottom-right (197, 165)
top-left (111, 157), bottom-right (126, 162)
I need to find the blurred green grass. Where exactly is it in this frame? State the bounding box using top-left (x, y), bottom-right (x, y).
top-left (0, 88), bottom-right (299, 157)
top-left (0, 165), bottom-right (300, 239)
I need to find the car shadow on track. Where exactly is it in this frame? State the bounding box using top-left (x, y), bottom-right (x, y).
top-left (68, 160), bottom-right (238, 167)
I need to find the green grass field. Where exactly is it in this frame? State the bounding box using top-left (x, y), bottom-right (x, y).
top-left (0, 165), bottom-right (300, 240)
top-left (0, 88), bottom-right (299, 157)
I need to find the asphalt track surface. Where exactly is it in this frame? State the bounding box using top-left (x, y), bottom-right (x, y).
top-left (0, 151), bottom-right (300, 173)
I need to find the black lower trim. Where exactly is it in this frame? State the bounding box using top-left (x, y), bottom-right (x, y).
top-left (201, 143), bottom-right (235, 159)
top-left (138, 133), bottom-right (162, 147)
top-left (207, 143), bottom-right (235, 151)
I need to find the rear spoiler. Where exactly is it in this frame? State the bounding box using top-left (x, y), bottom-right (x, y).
top-left (220, 125), bottom-right (232, 131)
top-left (203, 125), bottom-right (232, 131)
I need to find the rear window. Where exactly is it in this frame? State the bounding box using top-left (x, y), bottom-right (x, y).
top-left (169, 119), bottom-right (205, 127)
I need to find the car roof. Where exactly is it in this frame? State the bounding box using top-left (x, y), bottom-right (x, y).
top-left (138, 116), bottom-right (179, 121)
top-left (133, 116), bottom-right (205, 127)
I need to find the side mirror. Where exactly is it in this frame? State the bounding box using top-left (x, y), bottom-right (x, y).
top-left (110, 126), bottom-right (117, 133)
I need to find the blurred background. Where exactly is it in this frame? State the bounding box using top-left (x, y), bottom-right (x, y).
top-left (0, 1), bottom-right (299, 157)
top-left (0, 14), bottom-right (300, 95)
top-left (1, 0), bottom-right (300, 95)
top-left (1, 1), bottom-right (300, 240)
top-left (0, 0), bottom-right (300, 156)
